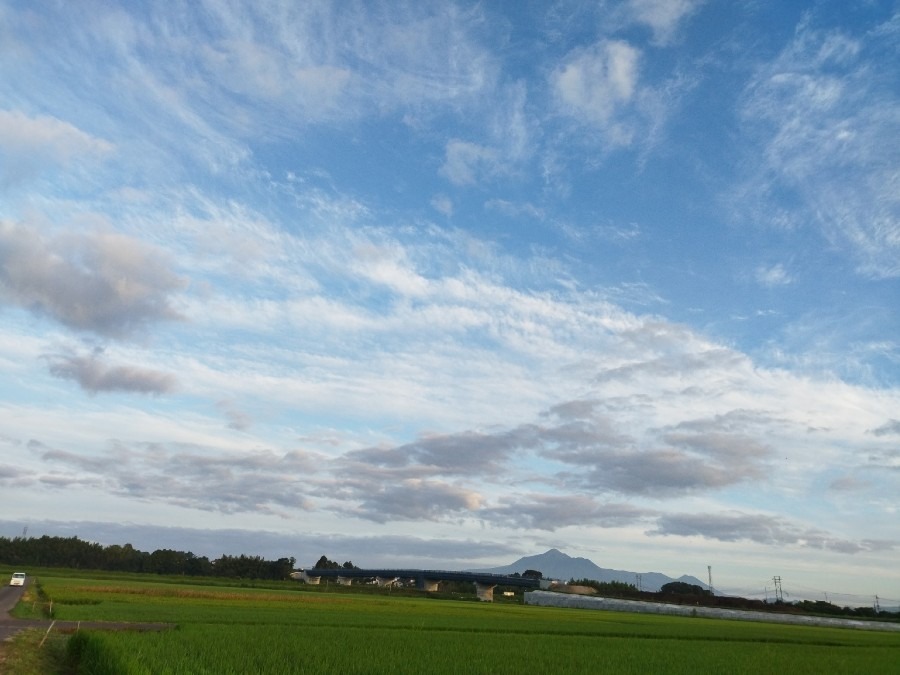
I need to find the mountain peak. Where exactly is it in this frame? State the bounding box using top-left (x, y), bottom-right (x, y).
top-left (472, 549), bottom-right (708, 593)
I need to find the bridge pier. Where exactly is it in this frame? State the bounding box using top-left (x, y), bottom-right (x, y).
top-left (375, 576), bottom-right (398, 587)
top-left (474, 582), bottom-right (496, 602)
top-left (418, 578), bottom-right (440, 592)
top-left (337, 576), bottom-right (353, 586)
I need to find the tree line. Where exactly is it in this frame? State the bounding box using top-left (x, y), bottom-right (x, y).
top-left (313, 555), bottom-right (358, 570)
top-left (0, 535), bottom-right (295, 580)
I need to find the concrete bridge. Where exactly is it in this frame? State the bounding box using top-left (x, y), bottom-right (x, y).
top-left (292, 568), bottom-right (546, 601)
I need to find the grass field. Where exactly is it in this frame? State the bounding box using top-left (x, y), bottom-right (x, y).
top-left (5, 571), bottom-right (899, 674)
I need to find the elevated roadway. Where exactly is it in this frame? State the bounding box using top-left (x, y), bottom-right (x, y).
top-left (293, 568), bottom-right (543, 601)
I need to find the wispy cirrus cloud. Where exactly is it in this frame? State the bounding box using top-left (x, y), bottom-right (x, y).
top-left (161, 1), bottom-right (496, 130)
top-left (0, 3), bottom-right (497, 185)
top-left (737, 16), bottom-right (900, 278)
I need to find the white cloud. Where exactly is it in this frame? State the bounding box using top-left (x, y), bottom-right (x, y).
top-left (652, 511), bottom-right (896, 553)
top-left (546, 35), bottom-right (693, 157)
top-left (626, 0), bottom-right (706, 45)
top-left (754, 263), bottom-right (792, 287)
top-left (214, 399), bottom-right (253, 431)
top-left (0, 221), bottom-right (186, 338)
top-left (482, 495), bottom-right (654, 531)
top-left (552, 40), bottom-right (640, 136)
top-left (440, 140), bottom-right (500, 186)
top-left (44, 349), bottom-right (177, 396)
top-left (343, 478), bottom-right (483, 523)
top-left (430, 194), bottom-right (454, 217)
top-left (0, 110), bottom-right (113, 186)
top-left (439, 81), bottom-right (533, 187)
top-left (351, 243), bottom-right (431, 298)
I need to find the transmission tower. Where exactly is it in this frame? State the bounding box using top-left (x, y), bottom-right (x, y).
top-left (707, 565), bottom-right (714, 595)
top-left (874, 595), bottom-right (881, 613)
top-left (635, 574), bottom-right (642, 592)
top-left (772, 576), bottom-right (784, 603)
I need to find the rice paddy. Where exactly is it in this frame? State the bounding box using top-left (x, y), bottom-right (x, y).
top-left (7, 571), bottom-right (899, 674)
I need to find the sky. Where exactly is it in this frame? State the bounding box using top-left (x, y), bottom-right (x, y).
top-left (0, 0), bottom-right (898, 605)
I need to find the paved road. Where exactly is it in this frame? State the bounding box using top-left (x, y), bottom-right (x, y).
top-left (0, 583), bottom-right (26, 615)
top-left (0, 582), bottom-right (48, 644)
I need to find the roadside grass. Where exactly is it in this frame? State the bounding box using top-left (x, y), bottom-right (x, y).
top-left (1, 628), bottom-right (71, 675)
top-left (4, 570), bottom-right (899, 674)
top-left (8, 582), bottom-right (46, 620)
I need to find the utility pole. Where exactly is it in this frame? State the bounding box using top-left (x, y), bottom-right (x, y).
top-left (772, 576), bottom-right (783, 603)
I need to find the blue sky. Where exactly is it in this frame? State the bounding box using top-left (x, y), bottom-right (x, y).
top-left (0, 0), bottom-right (898, 604)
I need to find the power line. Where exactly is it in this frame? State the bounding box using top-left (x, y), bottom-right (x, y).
top-left (715, 580), bottom-right (899, 608)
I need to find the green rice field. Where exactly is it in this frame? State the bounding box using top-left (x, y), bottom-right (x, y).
top-left (9, 572), bottom-right (900, 674)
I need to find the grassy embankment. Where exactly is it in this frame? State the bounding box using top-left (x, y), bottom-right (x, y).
top-left (2, 570), bottom-right (898, 674)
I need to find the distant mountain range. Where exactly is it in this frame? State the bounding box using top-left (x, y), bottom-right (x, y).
top-left (471, 548), bottom-right (709, 593)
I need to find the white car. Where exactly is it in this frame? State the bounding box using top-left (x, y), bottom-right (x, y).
top-left (9, 572), bottom-right (26, 587)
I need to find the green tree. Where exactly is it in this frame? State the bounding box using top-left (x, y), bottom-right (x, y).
top-left (314, 555), bottom-right (340, 570)
top-left (660, 581), bottom-right (711, 596)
